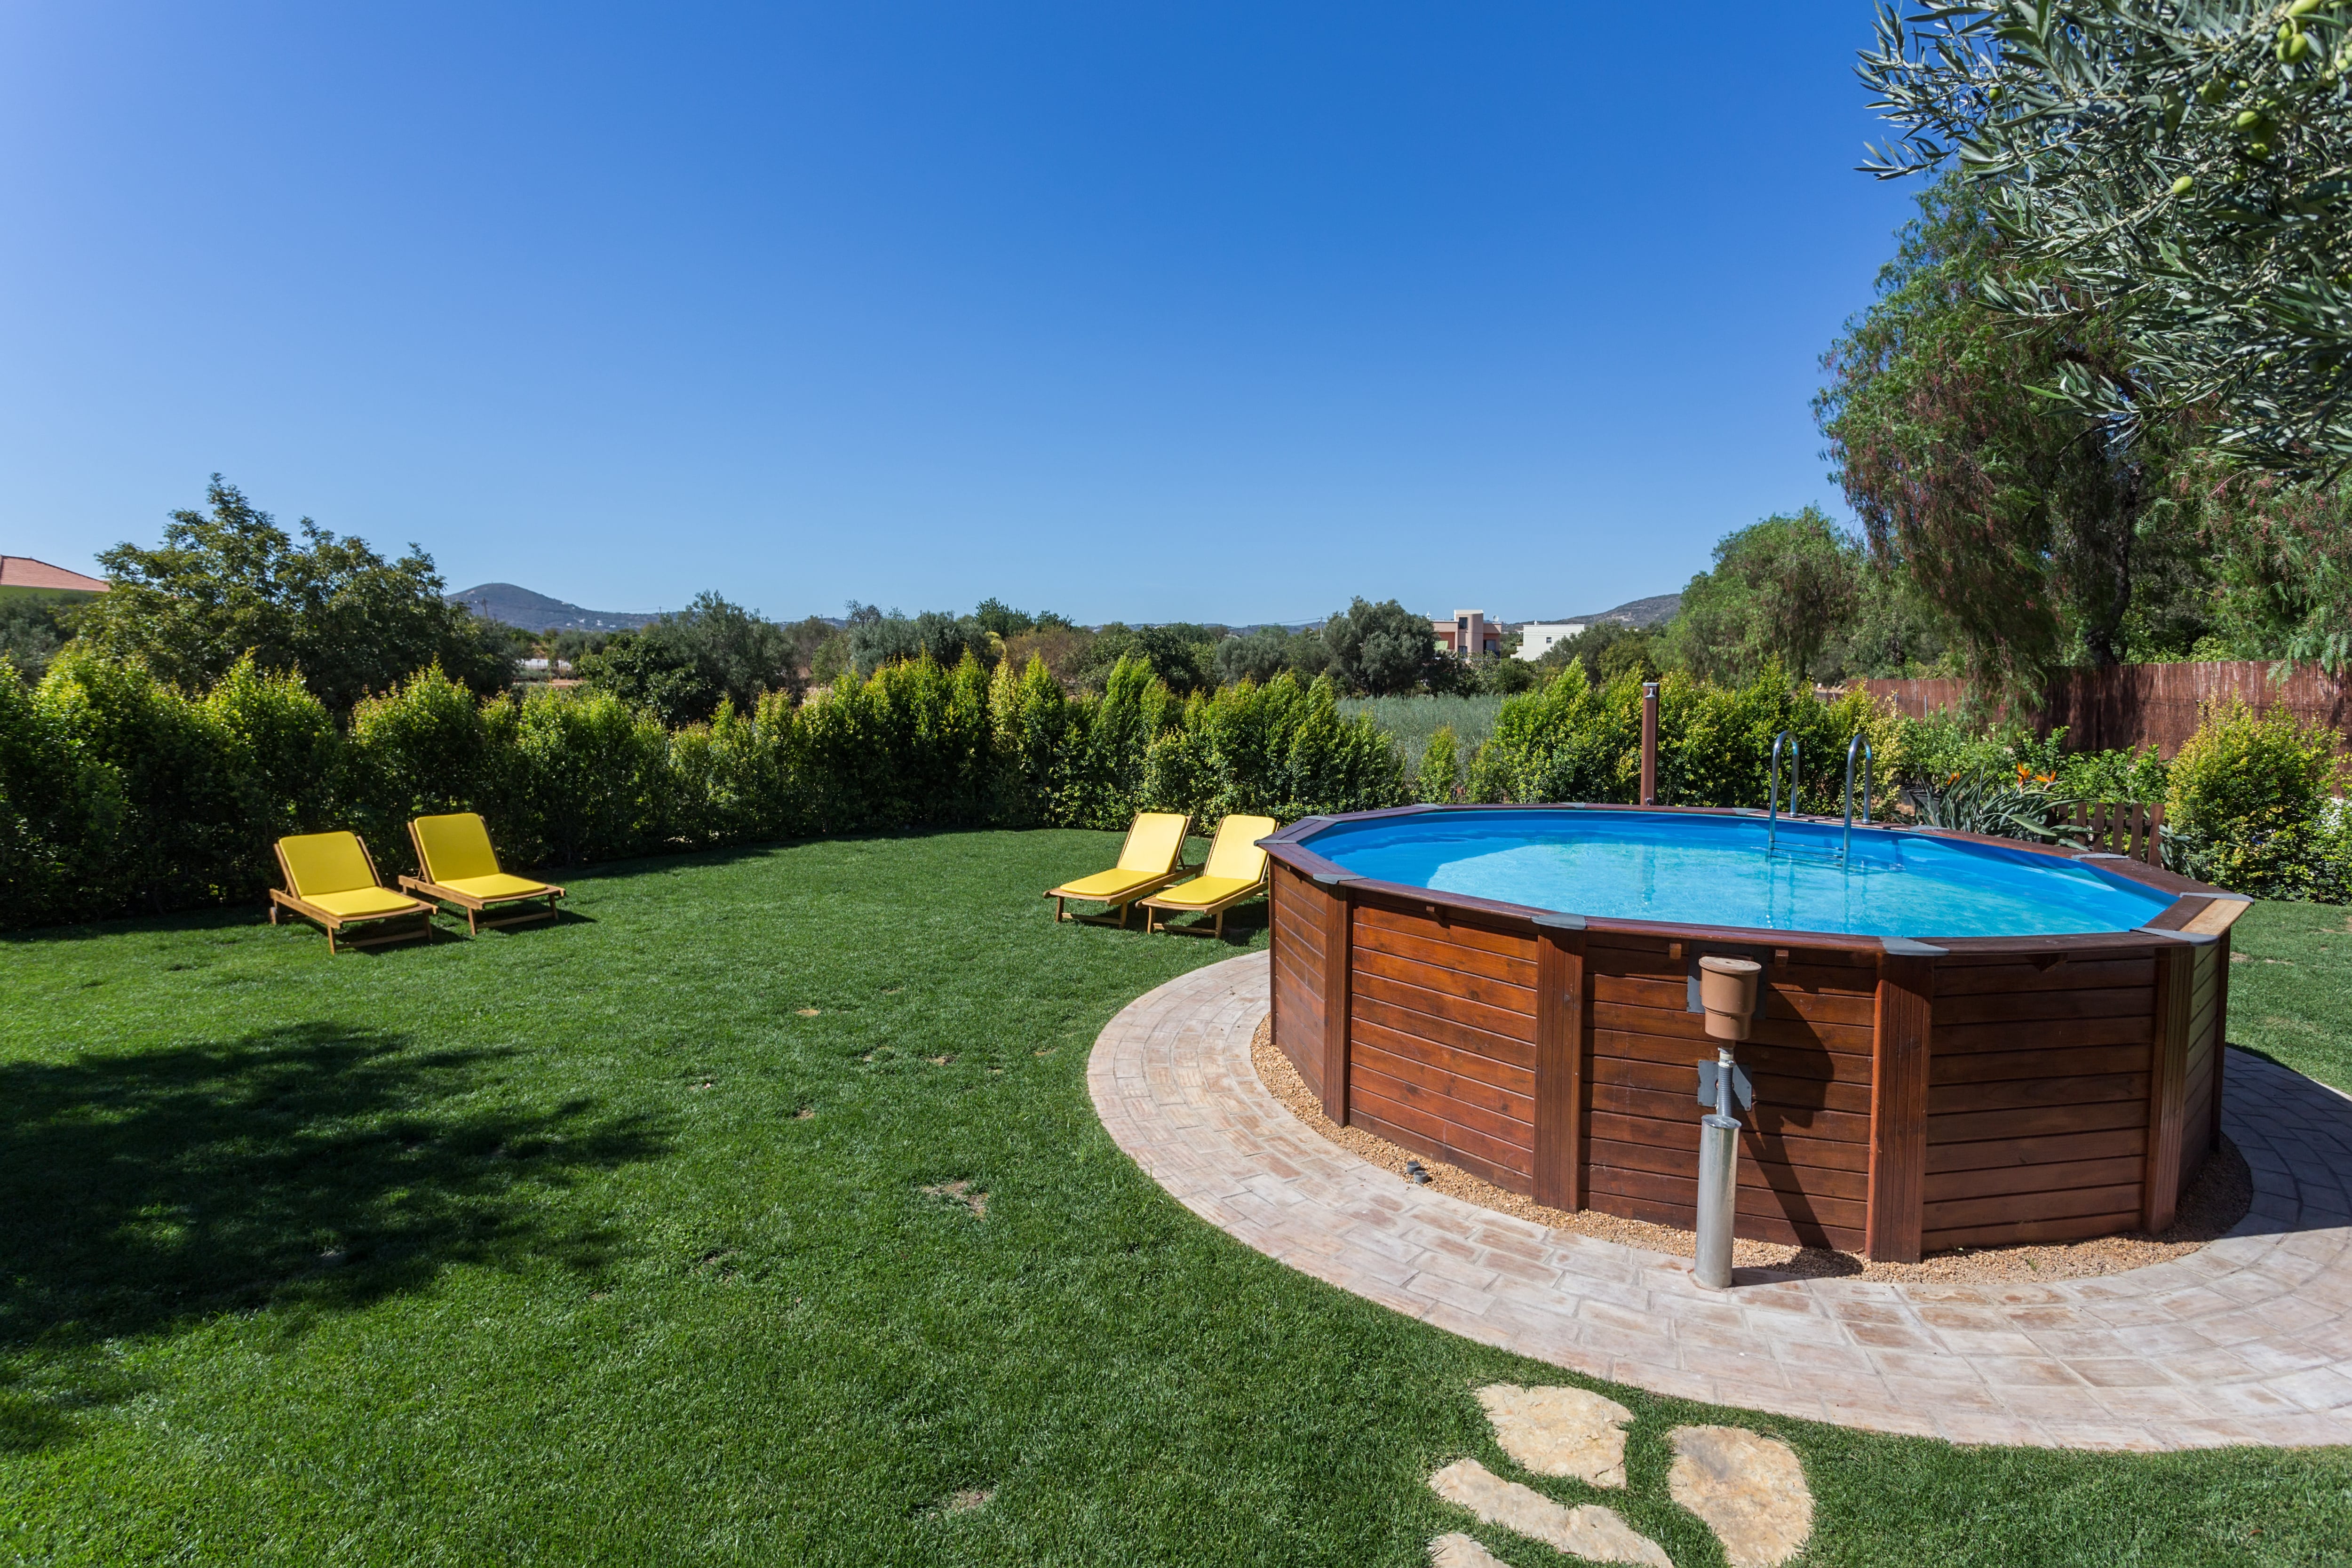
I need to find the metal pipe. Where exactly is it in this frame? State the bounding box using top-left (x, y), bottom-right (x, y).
top-left (1842, 732), bottom-right (1874, 865)
top-left (1766, 730), bottom-right (1798, 854)
top-left (1694, 1077), bottom-right (1740, 1289)
top-left (1639, 682), bottom-right (1660, 807)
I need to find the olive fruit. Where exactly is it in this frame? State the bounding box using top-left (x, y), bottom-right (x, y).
top-left (2171, 175), bottom-right (2196, 195)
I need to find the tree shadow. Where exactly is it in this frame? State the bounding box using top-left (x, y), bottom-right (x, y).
top-left (0, 1023), bottom-right (669, 1452)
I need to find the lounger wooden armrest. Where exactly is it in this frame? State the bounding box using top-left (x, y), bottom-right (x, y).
top-left (404, 814), bottom-right (566, 935)
top-left (397, 873), bottom-right (567, 936)
top-left (268, 833), bottom-right (436, 955)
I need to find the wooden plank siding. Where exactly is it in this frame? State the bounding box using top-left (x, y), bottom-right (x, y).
top-left (1267, 863), bottom-right (1327, 1104)
top-left (1920, 948), bottom-right (2161, 1252)
top-left (1345, 892), bottom-right (1540, 1193)
top-left (1260, 818), bottom-right (2206, 1262)
top-left (1580, 933), bottom-right (1878, 1252)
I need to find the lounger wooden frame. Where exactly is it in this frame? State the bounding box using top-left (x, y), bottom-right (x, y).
top-left (1139, 872), bottom-right (1268, 938)
top-left (398, 819), bottom-right (566, 935)
top-left (1043, 812), bottom-right (1193, 927)
top-left (267, 837), bottom-right (435, 955)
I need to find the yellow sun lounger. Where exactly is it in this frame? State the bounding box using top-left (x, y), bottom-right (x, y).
top-left (1139, 813), bottom-right (1278, 937)
top-left (400, 812), bottom-right (566, 935)
top-left (269, 831), bottom-right (436, 955)
top-left (1044, 811), bottom-right (1191, 926)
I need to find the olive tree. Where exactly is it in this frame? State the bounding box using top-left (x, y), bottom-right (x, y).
top-left (1859, 0), bottom-right (2352, 475)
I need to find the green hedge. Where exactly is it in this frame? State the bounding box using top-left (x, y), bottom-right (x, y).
top-left (1466, 663), bottom-right (1911, 818)
top-left (0, 651), bottom-right (1407, 930)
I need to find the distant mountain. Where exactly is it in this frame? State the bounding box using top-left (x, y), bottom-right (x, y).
top-left (447, 583), bottom-right (660, 632)
top-left (1558, 593), bottom-right (1680, 629)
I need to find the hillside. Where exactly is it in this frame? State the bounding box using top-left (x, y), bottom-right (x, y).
top-left (1558, 593), bottom-right (1679, 628)
top-left (446, 583), bottom-right (659, 632)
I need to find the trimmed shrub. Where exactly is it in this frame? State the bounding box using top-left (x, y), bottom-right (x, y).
top-left (2165, 698), bottom-right (2346, 898)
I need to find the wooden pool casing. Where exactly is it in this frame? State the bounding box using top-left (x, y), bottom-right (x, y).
top-left (1263, 805), bottom-right (2243, 1263)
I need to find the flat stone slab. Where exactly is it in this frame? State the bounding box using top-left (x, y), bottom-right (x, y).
top-left (1429, 1460), bottom-right (1671, 1566)
top-left (1476, 1383), bottom-right (1632, 1487)
top-left (1088, 952), bottom-right (2352, 1449)
top-left (1667, 1425), bottom-right (1811, 1567)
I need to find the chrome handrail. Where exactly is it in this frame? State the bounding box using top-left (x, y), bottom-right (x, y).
top-left (1843, 732), bottom-right (1874, 865)
top-left (1766, 730), bottom-right (1798, 854)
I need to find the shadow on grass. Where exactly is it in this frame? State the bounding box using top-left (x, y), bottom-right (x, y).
top-left (0, 1023), bottom-right (668, 1452)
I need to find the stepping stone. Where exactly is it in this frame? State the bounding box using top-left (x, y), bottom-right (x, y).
top-left (1667, 1425), bottom-right (1813, 1568)
top-left (1429, 1533), bottom-right (1511, 1568)
top-left (1476, 1383), bottom-right (1633, 1488)
top-left (1429, 1459), bottom-right (1671, 1567)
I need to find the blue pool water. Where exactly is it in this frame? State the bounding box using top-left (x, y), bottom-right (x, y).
top-left (1303, 810), bottom-right (2173, 939)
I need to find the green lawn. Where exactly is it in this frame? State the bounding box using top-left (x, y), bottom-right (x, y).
top-left (3, 832), bottom-right (2348, 1566)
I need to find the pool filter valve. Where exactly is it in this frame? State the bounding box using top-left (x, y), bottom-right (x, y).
top-left (1693, 956), bottom-right (1760, 1289)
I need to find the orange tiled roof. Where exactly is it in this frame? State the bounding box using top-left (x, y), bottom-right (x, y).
top-left (0, 556), bottom-right (109, 593)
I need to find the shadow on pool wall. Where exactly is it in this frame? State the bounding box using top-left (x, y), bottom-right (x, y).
top-left (1262, 804), bottom-right (2247, 1264)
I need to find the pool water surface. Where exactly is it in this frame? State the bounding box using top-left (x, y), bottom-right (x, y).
top-left (1305, 810), bottom-right (2172, 939)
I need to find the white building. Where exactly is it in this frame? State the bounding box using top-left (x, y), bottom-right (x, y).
top-left (1515, 621), bottom-right (1585, 661)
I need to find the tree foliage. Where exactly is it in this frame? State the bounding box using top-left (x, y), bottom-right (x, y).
top-left (73, 477), bottom-right (513, 710)
top-left (1662, 508), bottom-right (1866, 685)
top-left (1817, 179), bottom-right (2213, 693)
top-left (1320, 598), bottom-right (1438, 696)
top-left (1858, 0), bottom-right (2352, 475)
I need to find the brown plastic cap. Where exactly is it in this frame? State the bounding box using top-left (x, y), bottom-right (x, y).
top-left (1698, 955), bottom-right (1761, 976)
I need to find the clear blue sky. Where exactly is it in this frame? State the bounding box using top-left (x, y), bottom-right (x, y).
top-left (0, 3), bottom-right (1920, 626)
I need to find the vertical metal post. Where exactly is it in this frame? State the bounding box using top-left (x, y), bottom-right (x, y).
top-left (1694, 1044), bottom-right (1739, 1289)
top-left (1639, 682), bottom-right (1660, 807)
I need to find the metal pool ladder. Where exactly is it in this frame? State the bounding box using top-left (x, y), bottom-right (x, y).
top-left (1842, 732), bottom-right (1874, 865)
top-left (1765, 730), bottom-right (1799, 854)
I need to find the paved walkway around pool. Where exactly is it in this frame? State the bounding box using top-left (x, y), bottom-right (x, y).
top-left (1089, 951), bottom-right (2352, 1450)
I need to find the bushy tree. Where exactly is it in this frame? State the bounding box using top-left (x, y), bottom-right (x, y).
top-left (1074, 623), bottom-right (1220, 694)
top-left (73, 476), bottom-right (513, 710)
top-left (1663, 508), bottom-right (1865, 686)
top-left (1321, 597), bottom-right (1437, 695)
top-left (848, 607), bottom-right (994, 678)
top-left (1212, 625), bottom-right (1331, 686)
top-left (0, 598), bottom-right (72, 683)
top-left (1817, 181), bottom-right (2211, 694)
top-left (1859, 0), bottom-right (2352, 476)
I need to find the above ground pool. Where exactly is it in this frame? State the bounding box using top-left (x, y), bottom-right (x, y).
top-left (1302, 808), bottom-right (2175, 940)
top-left (1256, 805), bottom-right (2246, 1263)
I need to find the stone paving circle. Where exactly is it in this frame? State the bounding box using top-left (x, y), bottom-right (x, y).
top-left (1088, 951), bottom-right (2352, 1450)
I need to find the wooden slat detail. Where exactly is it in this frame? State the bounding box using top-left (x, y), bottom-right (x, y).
top-left (2143, 943), bottom-right (2194, 1231)
top-left (1924, 1125), bottom-right (2147, 1174)
top-left (1352, 1044), bottom-right (1532, 1134)
top-left (1352, 919), bottom-right (1537, 987)
top-left (1532, 925), bottom-right (1586, 1210)
top-left (1351, 1059), bottom-right (1532, 1151)
top-left (1923, 1154), bottom-right (2145, 1205)
top-left (1929, 1098), bottom-right (2148, 1144)
top-left (1926, 1073), bottom-right (2151, 1116)
top-left (1933, 957), bottom-right (2156, 995)
top-left (1352, 971), bottom-right (1537, 1045)
top-left (1867, 949), bottom-right (1933, 1263)
top-left (1353, 946), bottom-right (1537, 1017)
top-left (1352, 1022), bottom-right (1534, 1099)
top-left (2210, 932), bottom-right (2232, 1153)
top-left (1924, 1210), bottom-right (2143, 1252)
top-left (1588, 1111), bottom-right (1873, 1173)
top-left (1930, 1043), bottom-right (2150, 1086)
top-left (1353, 993), bottom-right (1534, 1072)
top-left (1594, 971), bottom-right (1878, 1028)
top-left (1590, 1134), bottom-right (1871, 1202)
top-left (1591, 1053), bottom-right (1874, 1118)
top-left (1584, 1166), bottom-right (1866, 1248)
top-left (1320, 881), bottom-right (1351, 1125)
top-left (1934, 987), bottom-right (2156, 1026)
top-left (1933, 1014), bottom-right (2153, 1053)
top-left (1350, 1098), bottom-right (1533, 1190)
top-left (1590, 1080), bottom-right (1872, 1145)
top-left (1352, 899), bottom-right (1533, 960)
top-left (1589, 1002), bottom-right (1875, 1055)
top-left (1584, 1188), bottom-right (1866, 1253)
top-left (1925, 1182), bottom-right (2144, 1232)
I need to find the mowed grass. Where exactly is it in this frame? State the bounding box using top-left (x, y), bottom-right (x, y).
top-left (1, 831), bottom-right (2347, 1567)
top-left (2226, 899), bottom-right (2352, 1095)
